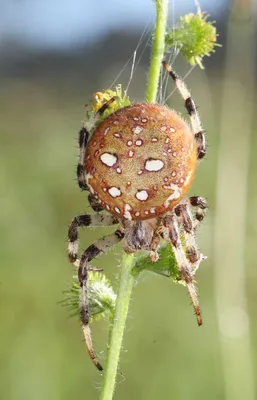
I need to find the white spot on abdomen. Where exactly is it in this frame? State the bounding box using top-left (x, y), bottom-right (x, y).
top-left (136, 190), bottom-right (149, 201)
top-left (100, 153), bottom-right (117, 167)
top-left (108, 187), bottom-right (121, 198)
top-left (145, 159), bottom-right (164, 172)
top-left (124, 204), bottom-right (132, 220)
top-left (163, 183), bottom-right (181, 207)
top-left (132, 126), bottom-right (144, 134)
top-left (184, 170), bottom-right (193, 186)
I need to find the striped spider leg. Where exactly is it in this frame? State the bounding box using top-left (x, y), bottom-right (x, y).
top-left (163, 212), bottom-right (203, 326)
top-left (68, 213), bottom-right (124, 371)
top-left (162, 61), bottom-right (206, 161)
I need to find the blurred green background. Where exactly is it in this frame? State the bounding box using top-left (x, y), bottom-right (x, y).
top-left (0, 0), bottom-right (257, 399)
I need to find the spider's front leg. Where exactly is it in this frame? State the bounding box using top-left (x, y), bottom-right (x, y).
top-left (71, 228), bottom-right (124, 371)
top-left (68, 214), bottom-right (119, 266)
top-left (174, 202), bottom-right (206, 274)
top-left (68, 214), bottom-right (124, 371)
top-left (163, 214), bottom-right (202, 326)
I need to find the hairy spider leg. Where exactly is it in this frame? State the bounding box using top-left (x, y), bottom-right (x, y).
top-left (88, 193), bottom-right (105, 212)
top-left (77, 127), bottom-right (90, 190)
top-left (149, 231), bottom-right (161, 262)
top-left (78, 229), bottom-right (124, 370)
top-left (77, 97), bottom-right (116, 191)
top-left (175, 202), bottom-right (205, 275)
top-left (162, 61), bottom-right (206, 160)
top-left (189, 196), bottom-right (208, 229)
top-left (164, 214), bottom-right (202, 326)
top-left (175, 203), bottom-right (200, 262)
top-left (68, 214), bottom-right (119, 264)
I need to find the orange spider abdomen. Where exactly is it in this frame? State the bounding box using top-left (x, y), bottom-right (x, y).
top-left (85, 103), bottom-right (197, 220)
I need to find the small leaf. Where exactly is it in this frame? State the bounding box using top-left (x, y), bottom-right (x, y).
top-left (133, 241), bottom-right (183, 284)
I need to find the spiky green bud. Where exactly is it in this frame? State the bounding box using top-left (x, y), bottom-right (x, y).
top-left (63, 272), bottom-right (116, 322)
top-left (165, 8), bottom-right (221, 69)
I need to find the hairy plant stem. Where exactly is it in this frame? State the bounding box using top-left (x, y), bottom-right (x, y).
top-left (100, 1), bottom-right (168, 398)
top-left (145, 0), bottom-right (169, 103)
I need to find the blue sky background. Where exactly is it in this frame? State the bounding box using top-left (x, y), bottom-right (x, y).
top-left (0, 0), bottom-right (226, 50)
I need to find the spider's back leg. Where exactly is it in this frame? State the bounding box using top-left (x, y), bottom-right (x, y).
top-left (77, 97), bottom-right (116, 191)
top-left (77, 127), bottom-right (90, 191)
top-left (162, 61), bottom-right (206, 160)
top-left (88, 193), bottom-right (105, 212)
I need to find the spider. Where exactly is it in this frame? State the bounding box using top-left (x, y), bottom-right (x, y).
top-left (68, 61), bottom-right (207, 371)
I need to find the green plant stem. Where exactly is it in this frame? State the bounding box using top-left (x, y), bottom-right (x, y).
top-left (145, 0), bottom-right (169, 103)
top-left (100, 2), bottom-right (169, 398)
top-left (100, 253), bottom-right (135, 400)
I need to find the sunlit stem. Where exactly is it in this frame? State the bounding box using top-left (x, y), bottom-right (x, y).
top-left (145, 0), bottom-right (169, 103)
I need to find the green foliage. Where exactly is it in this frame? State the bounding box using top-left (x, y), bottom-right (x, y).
top-left (134, 242), bottom-right (180, 281)
top-left (165, 7), bottom-right (220, 68)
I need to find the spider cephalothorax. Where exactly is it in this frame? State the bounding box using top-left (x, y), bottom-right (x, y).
top-left (68, 61), bottom-right (207, 371)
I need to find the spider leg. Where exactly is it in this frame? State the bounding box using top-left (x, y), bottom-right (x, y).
top-left (77, 97), bottom-right (116, 191)
top-left (150, 230), bottom-right (161, 262)
top-left (68, 214), bottom-right (119, 265)
top-left (77, 127), bottom-right (90, 190)
top-left (78, 229), bottom-right (124, 371)
top-left (164, 214), bottom-right (202, 326)
top-left (79, 263), bottom-right (103, 371)
top-left (189, 196), bottom-right (208, 229)
top-left (175, 202), bottom-right (205, 274)
top-left (88, 193), bottom-right (105, 212)
top-left (162, 61), bottom-right (206, 160)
